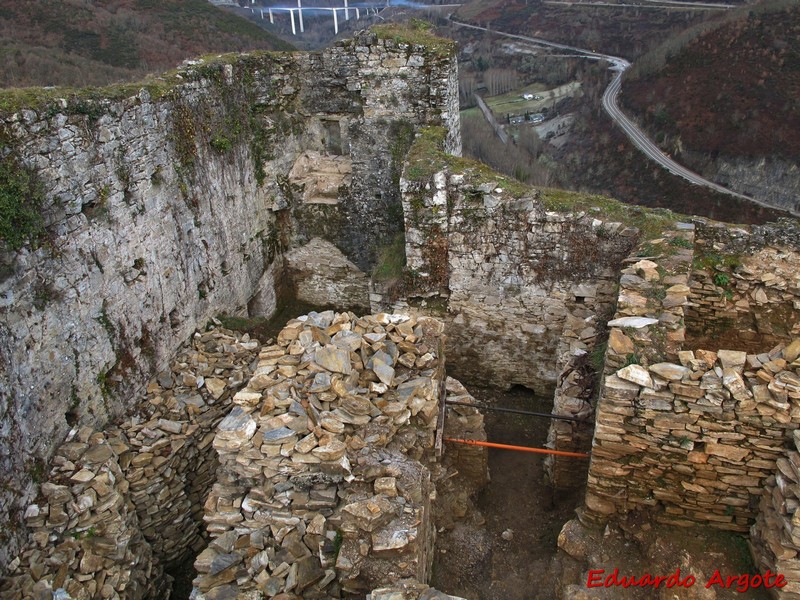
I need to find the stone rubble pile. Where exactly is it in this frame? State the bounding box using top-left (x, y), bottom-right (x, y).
top-left (2, 428), bottom-right (161, 600)
top-left (195, 311), bottom-right (447, 599)
top-left (752, 410), bottom-right (800, 599)
top-left (545, 349), bottom-right (595, 490)
top-left (592, 341), bottom-right (800, 530)
top-left (122, 328), bottom-right (260, 567)
top-left (546, 226), bottom-right (696, 491)
top-left (0, 328), bottom-right (262, 600)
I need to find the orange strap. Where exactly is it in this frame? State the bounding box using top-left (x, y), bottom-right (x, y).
top-left (444, 437), bottom-right (590, 458)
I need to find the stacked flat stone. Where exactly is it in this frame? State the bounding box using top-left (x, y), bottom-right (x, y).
top-left (545, 348), bottom-right (595, 490)
top-left (545, 227), bottom-right (695, 491)
top-left (399, 161), bottom-right (637, 395)
top-left (0, 27), bottom-right (460, 570)
top-left (118, 328), bottom-right (259, 566)
top-left (196, 311), bottom-right (446, 600)
top-left (0, 328), bottom-right (261, 600)
top-left (441, 377), bottom-right (489, 491)
top-left (688, 223), bottom-right (800, 346)
top-left (585, 225), bottom-right (800, 534)
top-left (588, 335), bottom-right (800, 532)
top-left (1, 426), bottom-right (161, 600)
top-left (749, 340), bottom-right (800, 599)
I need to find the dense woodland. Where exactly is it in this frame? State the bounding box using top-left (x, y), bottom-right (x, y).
top-left (622, 0), bottom-right (800, 162)
top-left (0, 0), bottom-right (291, 89)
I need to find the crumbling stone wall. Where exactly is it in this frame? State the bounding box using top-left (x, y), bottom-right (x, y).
top-left (0, 28), bottom-right (458, 567)
top-left (0, 328), bottom-right (262, 599)
top-left (196, 311), bottom-right (446, 599)
top-left (751, 424), bottom-right (800, 599)
top-left (398, 159), bottom-right (638, 395)
top-left (686, 219), bottom-right (800, 349)
top-left (584, 223), bottom-right (800, 536)
top-left (284, 238), bottom-right (371, 313)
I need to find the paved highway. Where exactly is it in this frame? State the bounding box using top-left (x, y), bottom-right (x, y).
top-left (449, 18), bottom-right (791, 214)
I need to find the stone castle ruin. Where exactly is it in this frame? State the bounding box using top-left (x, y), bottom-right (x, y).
top-left (1, 23), bottom-right (800, 600)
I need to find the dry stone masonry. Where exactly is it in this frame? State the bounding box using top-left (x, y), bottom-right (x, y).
top-left (196, 310), bottom-right (450, 599)
top-left (0, 328), bottom-right (263, 599)
top-left (0, 312), bottom-right (483, 600)
top-left (5, 21), bottom-right (800, 599)
top-left (582, 218), bottom-right (800, 596)
top-left (751, 420), bottom-right (800, 599)
top-left (0, 27), bottom-right (459, 565)
top-left (687, 219), bottom-right (800, 348)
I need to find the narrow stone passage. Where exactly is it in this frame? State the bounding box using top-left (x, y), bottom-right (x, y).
top-left (432, 387), bottom-right (585, 600)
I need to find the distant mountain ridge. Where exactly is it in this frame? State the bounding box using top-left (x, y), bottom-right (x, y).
top-left (0, 0), bottom-right (293, 89)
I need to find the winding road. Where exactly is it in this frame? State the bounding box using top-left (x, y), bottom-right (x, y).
top-left (449, 17), bottom-right (788, 214)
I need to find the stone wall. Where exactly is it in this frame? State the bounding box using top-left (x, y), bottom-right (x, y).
top-left (0, 311), bottom-right (489, 600)
top-left (397, 143), bottom-right (638, 394)
top-left (284, 238), bottom-right (370, 313)
top-left (686, 219), bottom-right (800, 349)
top-left (196, 311), bottom-right (446, 599)
top-left (544, 349), bottom-right (595, 490)
top-left (751, 424), bottom-right (800, 599)
top-left (584, 223), bottom-right (800, 535)
top-left (0, 28), bottom-right (458, 567)
top-left (0, 328), bottom-right (262, 599)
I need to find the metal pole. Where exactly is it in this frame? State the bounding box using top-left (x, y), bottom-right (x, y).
top-left (297, 0), bottom-right (304, 33)
top-left (290, 9), bottom-right (296, 35)
top-left (333, 8), bottom-right (338, 34)
top-left (445, 438), bottom-right (590, 458)
top-left (344, 0), bottom-right (349, 20)
top-left (355, 7), bottom-right (360, 19)
top-left (445, 399), bottom-right (588, 423)
top-left (269, 8), bottom-right (274, 23)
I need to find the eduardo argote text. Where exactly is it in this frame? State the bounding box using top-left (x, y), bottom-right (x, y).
top-left (587, 567), bottom-right (787, 593)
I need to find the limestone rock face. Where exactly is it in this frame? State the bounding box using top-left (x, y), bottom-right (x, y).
top-left (0, 27), bottom-right (460, 566)
top-left (289, 151), bottom-right (352, 204)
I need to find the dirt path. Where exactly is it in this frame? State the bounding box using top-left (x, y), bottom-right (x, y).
top-left (432, 387), bottom-right (585, 600)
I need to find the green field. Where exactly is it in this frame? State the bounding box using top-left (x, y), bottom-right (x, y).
top-left (483, 81), bottom-right (582, 118)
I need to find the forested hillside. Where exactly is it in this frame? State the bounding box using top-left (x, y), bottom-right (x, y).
top-left (0, 0), bottom-right (293, 89)
top-left (622, 1), bottom-right (800, 161)
top-left (454, 0), bottom-right (721, 59)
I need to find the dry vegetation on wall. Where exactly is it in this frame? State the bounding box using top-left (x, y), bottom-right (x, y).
top-left (622, 0), bottom-right (800, 161)
top-left (0, 0), bottom-right (292, 89)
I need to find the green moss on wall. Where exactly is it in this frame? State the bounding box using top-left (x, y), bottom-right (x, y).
top-left (404, 127), bottom-right (685, 250)
top-left (0, 150), bottom-right (45, 250)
